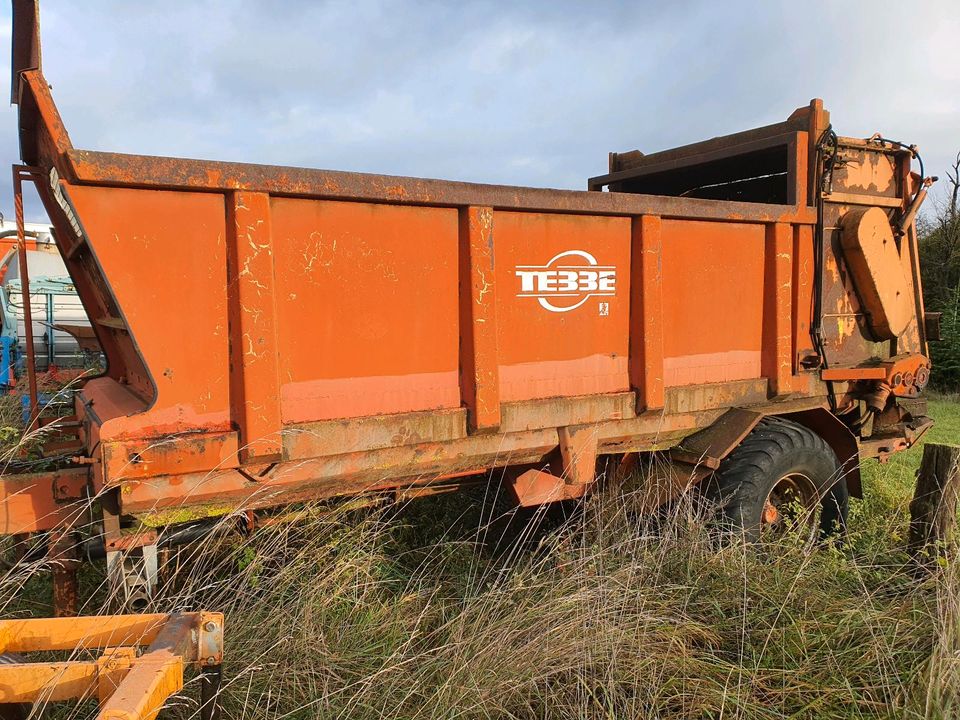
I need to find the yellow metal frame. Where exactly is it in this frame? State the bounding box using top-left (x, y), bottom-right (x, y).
top-left (0, 612), bottom-right (223, 720)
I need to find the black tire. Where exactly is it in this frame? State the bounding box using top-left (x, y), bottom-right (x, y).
top-left (712, 416), bottom-right (848, 541)
top-left (819, 473), bottom-right (850, 537)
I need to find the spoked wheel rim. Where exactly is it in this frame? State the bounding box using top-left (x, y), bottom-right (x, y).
top-left (761, 472), bottom-right (819, 536)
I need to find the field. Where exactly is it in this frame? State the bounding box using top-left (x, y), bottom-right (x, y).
top-left (1, 399), bottom-right (958, 719)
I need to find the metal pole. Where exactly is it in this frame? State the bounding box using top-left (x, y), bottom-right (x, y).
top-left (12, 165), bottom-right (38, 429)
top-left (50, 528), bottom-right (79, 617)
top-left (199, 665), bottom-right (222, 720)
top-left (46, 292), bottom-right (54, 368)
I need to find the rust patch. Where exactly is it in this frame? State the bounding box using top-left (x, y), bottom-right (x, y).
top-left (837, 151), bottom-right (895, 193)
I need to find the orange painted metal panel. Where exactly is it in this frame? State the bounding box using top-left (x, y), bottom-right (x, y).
top-left (0, 468), bottom-right (88, 535)
top-left (762, 222), bottom-right (794, 396)
top-left (227, 191), bottom-right (283, 459)
top-left (499, 392), bottom-right (635, 433)
top-left (271, 198), bottom-right (461, 423)
top-left (629, 215), bottom-right (665, 409)
top-left (661, 219), bottom-right (765, 387)
top-left (791, 223), bottom-right (815, 389)
top-left (0, 615), bottom-right (167, 654)
top-left (493, 211), bottom-right (631, 402)
top-left (840, 206), bottom-right (913, 340)
top-left (510, 469), bottom-right (588, 506)
top-left (66, 185), bottom-right (233, 442)
top-left (101, 431), bottom-right (240, 483)
top-left (0, 662), bottom-right (99, 703)
top-left (787, 132), bottom-right (808, 207)
top-left (458, 206), bottom-right (500, 431)
top-left (896, 221), bottom-right (926, 356)
top-left (115, 391), bottom-right (811, 519)
top-left (282, 408), bottom-right (467, 460)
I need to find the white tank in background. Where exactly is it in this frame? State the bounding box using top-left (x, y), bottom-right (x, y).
top-left (0, 220), bottom-right (96, 380)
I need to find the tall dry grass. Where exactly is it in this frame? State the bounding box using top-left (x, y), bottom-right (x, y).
top-left (1, 400), bottom-right (958, 719)
top-left (196, 489), bottom-right (954, 720)
top-left (4, 482), bottom-right (950, 719)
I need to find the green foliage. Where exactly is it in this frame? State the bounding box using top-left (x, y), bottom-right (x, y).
top-left (0, 425), bottom-right (20, 445)
top-left (928, 288), bottom-right (960, 390)
top-left (918, 154), bottom-right (960, 390)
top-left (919, 214), bottom-right (960, 309)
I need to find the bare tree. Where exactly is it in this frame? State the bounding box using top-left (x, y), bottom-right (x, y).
top-left (919, 151), bottom-right (960, 307)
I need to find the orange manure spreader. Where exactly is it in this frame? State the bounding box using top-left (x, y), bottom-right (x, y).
top-left (0, 1), bottom-right (938, 717)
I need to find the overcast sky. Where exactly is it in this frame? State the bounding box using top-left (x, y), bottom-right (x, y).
top-left (0, 1), bottom-right (957, 222)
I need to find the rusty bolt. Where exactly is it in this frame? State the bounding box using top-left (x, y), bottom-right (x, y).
top-left (204, 621), bottom-right (218, 632)
top-left (207, 656), bottom-right (217, 665)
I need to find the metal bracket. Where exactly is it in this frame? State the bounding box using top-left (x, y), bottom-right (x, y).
top-left (0, 612), bottom-right (224, 719)
top-left (106, 544), bottom-right (159, 612)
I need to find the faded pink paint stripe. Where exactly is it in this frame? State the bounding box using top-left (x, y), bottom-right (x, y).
top-left (498, 354), bottom-right (629, 402)
top-left (281, 370), bottom-right (460, 423)
top-left (663, 350), bottom-right (761, 387)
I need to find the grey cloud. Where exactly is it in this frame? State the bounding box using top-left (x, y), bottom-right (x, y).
top-left (1, 0), bottom-right (958, 221)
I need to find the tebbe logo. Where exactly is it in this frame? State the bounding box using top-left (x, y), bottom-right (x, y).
top-left (515, 250), bottom-right (616, 313)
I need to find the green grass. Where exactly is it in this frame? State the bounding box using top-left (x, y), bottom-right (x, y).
top-left (1, 400), bottom-right (959, 719)
top-left (860, 398), bottom-right (960, 491)
top-left (857, 399), bottom-right (960, 545)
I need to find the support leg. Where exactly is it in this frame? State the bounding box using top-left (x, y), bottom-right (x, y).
top-left (107, 544), bottom-right (159, 612)
top-left (200, 665), bottom-right (222, 720)
top-left (909, 442), bottom-right (960, 571)
top-left (50, 529), bottom-right (78, 617)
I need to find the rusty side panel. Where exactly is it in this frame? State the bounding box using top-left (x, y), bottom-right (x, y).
top-left (101, 430), bottom-right (240, 483)
top-left (0, 467), bottom-right (88, 535)
top-left (458, 206), bottom-right (501, 431)
top-left (840, 206), bottom-right (913, 339)
top-left (227, 191), bottom-right (283, 460)
top-left (283, 407), bottom-right (467, 460)
top-left (660, 219), bottom-right (766, 387)
top-left (65, 184), bottom-right (236, 438)
top-left (663, 378), bottom-right (771, 416)
top-left (271, 197), bottom-right (461, 422)
top-left (630, 215), bottom-right (665, 410)
top-left (493, 211), bottom-right (631, 402)
top-left (64, 147), bottom-right (818, 225)
top-left (114, 400), bottom-right (725, 519)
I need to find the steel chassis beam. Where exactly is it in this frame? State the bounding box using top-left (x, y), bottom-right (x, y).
top-left (0, 612), bottom-right (223, 720)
